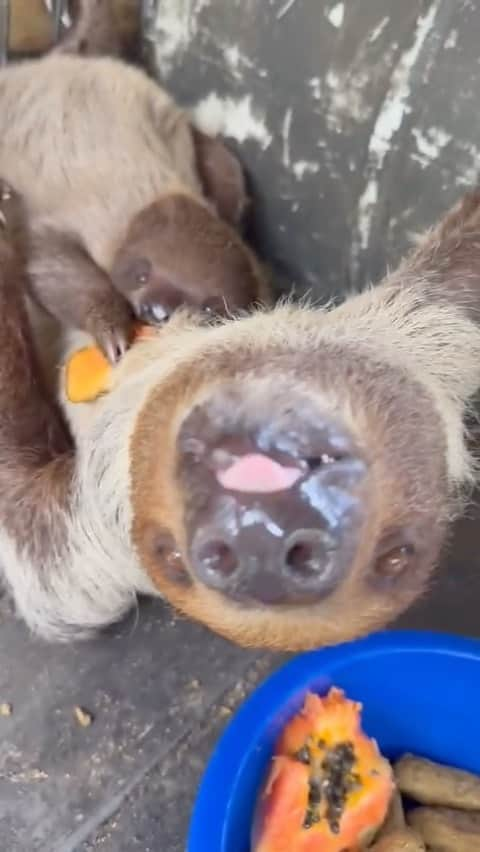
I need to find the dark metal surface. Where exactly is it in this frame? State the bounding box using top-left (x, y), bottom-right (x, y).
top-left (143, 0), bottom-right (480, 298)
top-left (0, 0), bottom-right (10, 65)
top-left (2, 1), bottom-right (480, 850)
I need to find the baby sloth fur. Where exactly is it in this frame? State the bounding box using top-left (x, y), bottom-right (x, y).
top-left (0, 182), bottom-right (480, 650)
top-left (0, 0), bottom-right (267, 362)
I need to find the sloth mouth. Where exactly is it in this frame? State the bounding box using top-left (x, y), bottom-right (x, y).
top-left (181, 434), bottom-right (342, 496)
top-left (215, 451), bottom-right (304, 493)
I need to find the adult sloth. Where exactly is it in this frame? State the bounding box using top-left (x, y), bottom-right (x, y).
top-left (1, 179), bottom-right (479, 648)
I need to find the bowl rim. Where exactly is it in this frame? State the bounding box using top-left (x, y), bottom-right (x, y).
top-left (187, 629), bottom-right (480, 851)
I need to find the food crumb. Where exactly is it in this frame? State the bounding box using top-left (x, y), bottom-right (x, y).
top-left (218, 705), bottom-right (233, 719)
top-left (74, 705), bottom-right (93, 727)
top-left (0, 702), bottom-right (12, 717)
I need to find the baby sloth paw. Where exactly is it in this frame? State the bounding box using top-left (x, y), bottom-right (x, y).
top-left (86, 295), bottom-right (135, 365)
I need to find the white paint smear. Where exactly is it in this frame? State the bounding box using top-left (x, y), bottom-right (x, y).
top-left (277, 0), bottom-right (299, 20)
top-left (309, 77), bottom-right (322, 100)
top-left (153, 0), bottom-right (210, 77)
top-left (355, 1), bottom-right (440, 254)
top-left (223, 44), bottom-right (243, 78)
top-left (357, 179), bottom-right (378, 251)
top-left (444, 29), bottom-right (458, 49)
top-left (455, 141), bottom-right (480, 187)
top-left (222, 44), bottom-right (268, 81)
top-left (282, 108), bottom-right (293, 168)
top-left (192, 93), bottom-right (272, 149)
top-left (411, 126), bottom-right (452, 167)
top-left (293, 160), bottom-right (320, 180)
top-left (325, 67), bottom-right (371, 129)
top-left (368, 16), bottom-right (389, 43)
top-left (327, 3), bottom-right (344, 28)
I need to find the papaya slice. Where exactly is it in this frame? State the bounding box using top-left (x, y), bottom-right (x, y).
top-left (252, 688), bottom-right (394, 852)
top-left (65, 323), bottom-right (156, 403)
top-left (65, 345), bottom-right (112, 404)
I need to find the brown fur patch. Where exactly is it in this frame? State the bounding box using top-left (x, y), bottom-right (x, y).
top-left (0, 185), bottom-right (73, 563)
top-left (9, 0), bottom-right (138, 56)
top-left (190, 127), bottom-right (250, 228)
top-left (56, 0), bottom-right (123, 58)
top-left (392, 188), bottom-right (480, 317)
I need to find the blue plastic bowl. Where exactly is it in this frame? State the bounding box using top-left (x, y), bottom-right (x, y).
top-left (188, 630), bottom-right (480, 852)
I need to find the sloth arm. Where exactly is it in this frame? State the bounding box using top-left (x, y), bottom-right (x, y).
top-left (0, 199), bottom-right (75, 538)
top-left (27, 227), bottom-right (133, 363)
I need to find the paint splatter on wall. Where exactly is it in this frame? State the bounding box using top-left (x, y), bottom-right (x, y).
top-left (145, 0), bottom-right (480, 297)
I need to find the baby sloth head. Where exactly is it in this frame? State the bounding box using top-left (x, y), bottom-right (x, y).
top-left (111, 193), bottom-right (264, 324)
top-left (111, 128), bottom-right (268, 324)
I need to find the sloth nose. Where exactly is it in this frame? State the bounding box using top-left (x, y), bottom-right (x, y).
top-left (136, 284), bottom-right (184, 326)
top-left (138, 301), bottom-right (171, 324)
top-left (177, 389), bottom-right (369, 606)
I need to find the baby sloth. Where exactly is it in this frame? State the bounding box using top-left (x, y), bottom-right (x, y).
top-left (1, 180), bottom-right (480, 649)
top-left (0, 0), bottom-right (266, 361)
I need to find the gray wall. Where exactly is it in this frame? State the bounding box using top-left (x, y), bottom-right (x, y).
top-left (143, 0), bottom-right (480, 299)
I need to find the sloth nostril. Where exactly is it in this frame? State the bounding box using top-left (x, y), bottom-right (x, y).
top-left (195, 539), bottom-right (238, 580)
top-left (285, 541), bottom-right (322, 576)
top-left (284, 529), bottom-right (337, 582)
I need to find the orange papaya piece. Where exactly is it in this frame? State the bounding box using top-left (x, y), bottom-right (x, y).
top-left (65, 323), bottom-right (156, 403)
top-left (252, 688), bottom-right (394, 852)
top-left (65, 345), bottom-right (111, 403)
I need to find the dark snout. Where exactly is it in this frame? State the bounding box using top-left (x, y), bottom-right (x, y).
top-left (132, 283), bottom-right (229, 326)
top-left (133, 282), bottom-right (185, 325)
top-left (177, 387), bottom-right (369, 606)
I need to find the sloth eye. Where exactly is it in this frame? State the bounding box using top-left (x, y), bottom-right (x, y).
top-left (202, 298), bottom-right (224, 317)
top-left (369, 530), bottom-right (417, 589)
top-left (130, 257), bottom-right (152, 286)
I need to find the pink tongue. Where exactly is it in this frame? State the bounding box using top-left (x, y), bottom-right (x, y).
top-left (216, 453), bottom-right (302, 494)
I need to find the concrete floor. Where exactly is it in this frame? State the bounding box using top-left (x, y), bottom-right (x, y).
top-left (2, 503), bottom-right (480, 852)
top-left (2, 1), bottom-right (480, 849)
